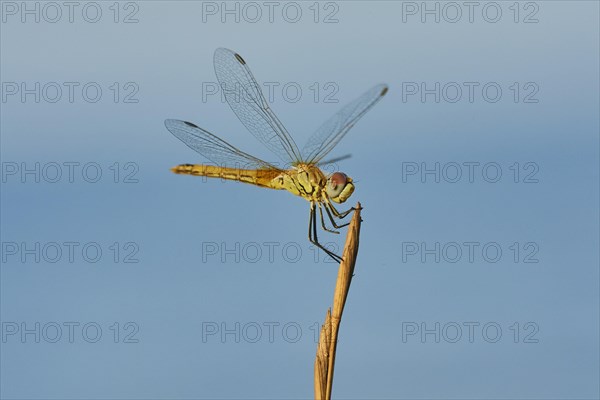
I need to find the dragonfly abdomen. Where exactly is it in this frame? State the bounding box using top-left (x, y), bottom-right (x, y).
top-left (171, 164), bottom-right (283, 189)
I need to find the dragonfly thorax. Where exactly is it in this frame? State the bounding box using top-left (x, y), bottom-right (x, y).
top-left (282, 164), bottom-right (354, 204)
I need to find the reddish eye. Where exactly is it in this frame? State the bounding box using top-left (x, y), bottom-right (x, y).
top-left (330, 172), bottom-right (347, 188)
top-left (326, 172), bottom-right (347, 198)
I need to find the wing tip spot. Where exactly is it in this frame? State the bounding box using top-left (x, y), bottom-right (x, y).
top-left (184, 121), bottom-right (199, 128)
top-left (234, 53), bottom-right (246, 65)
top-left (381, 86), bottom-right (389, 96)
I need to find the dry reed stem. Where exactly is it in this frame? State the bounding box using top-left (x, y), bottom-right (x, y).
top-left (314, 202), bottom-right (362, 400)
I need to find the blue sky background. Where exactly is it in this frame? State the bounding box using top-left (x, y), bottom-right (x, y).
top-left (1, 1), bottom-right (599, 399)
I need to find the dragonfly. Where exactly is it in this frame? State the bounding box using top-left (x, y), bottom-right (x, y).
top-left (165, 48), bottom-right (388, 262)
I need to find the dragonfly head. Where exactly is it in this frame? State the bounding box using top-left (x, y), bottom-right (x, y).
top-left (326, 172), bottom-right (354, 203)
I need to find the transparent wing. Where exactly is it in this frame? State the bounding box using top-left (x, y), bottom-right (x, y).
top-left (165, 119), bottom-right (281, 171)
top-left (214, 48), bottom-right (302, 165)
top-left (317, 154), bottom-right (352, 166)
top-left (301, 84), bottom-right (388, 164)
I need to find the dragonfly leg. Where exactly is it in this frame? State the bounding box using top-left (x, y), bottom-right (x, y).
top-left (309, 203), bottom-right (343, 263)
top-left (326, 200), bottom-right (355, 219)
top-left (324, 203), bottom-right (351, 229)
top-left (318, 203), bottom-right (340, 234)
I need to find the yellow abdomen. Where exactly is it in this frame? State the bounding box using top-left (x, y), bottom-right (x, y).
top-left (171, 164), bottom-right (284, 189)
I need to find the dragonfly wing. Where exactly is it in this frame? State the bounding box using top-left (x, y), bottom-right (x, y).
top-left (165, 119), bottom-right (281, 171)
top-left (317, 154), bottom-right (352, 166)
top-left (301, 84), bottom-right (388, 164)
top-left (213, 48), bottom-right (302, 165)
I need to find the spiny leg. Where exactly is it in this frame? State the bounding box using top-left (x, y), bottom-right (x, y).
top-left (313, 206), bottom-right (343, 263)
top-left (314, 225), bottom-right (343, 264)
top-left (308, 203), bottom-right (343, 263)
top-left (318, 203), bottom-right (339, 234)
top-left (326, 199), bottom-right (355, 219)
top-left (323, 203), bottom-right (351, 229)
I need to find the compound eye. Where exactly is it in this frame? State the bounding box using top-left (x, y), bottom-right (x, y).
top-left (326, 172), bottom-right (347, 198)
